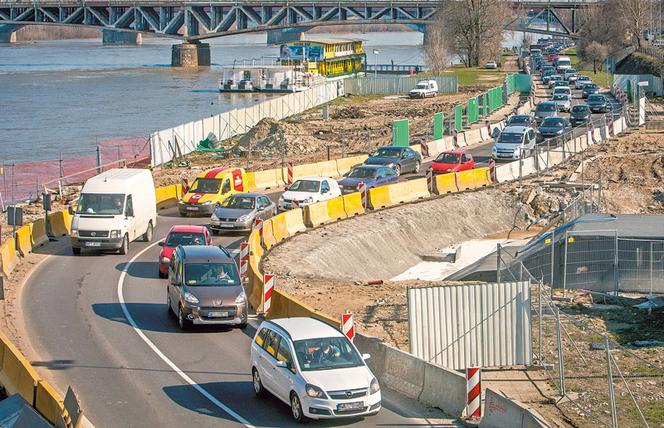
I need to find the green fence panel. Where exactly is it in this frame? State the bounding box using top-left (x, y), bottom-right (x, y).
top-left (467, 98), bottom-right (479, 124)
top-left (506, 74), bottom-right (516, 95)
top-left (454, 105), bottom-right (463, 132)
top-left (392, 119), bottom-right (410, 146)
top-left (433, 112), bottom-right (444, 140)
top-left (515, 74), bottom-right (532, 95)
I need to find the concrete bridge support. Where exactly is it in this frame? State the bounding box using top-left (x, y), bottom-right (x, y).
top-left (171, 42), bottom-right (210, 67)
top-left (102, 29), bottom-right (142, 45)
top-left (0, 24), bottom-right (22, 43)
top-left (266, 27), bottom-right (308, 44)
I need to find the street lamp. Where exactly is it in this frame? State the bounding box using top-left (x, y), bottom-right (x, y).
top-left (373, 49), bottom-right (379, 78)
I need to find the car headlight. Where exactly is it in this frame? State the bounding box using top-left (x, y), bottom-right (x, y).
top-left (178, 200), bottom-right (185, 205)
top-left (235, 290), bottom-right (246, 304)
top-left (160, 256), bottom-right (170, 264)
top-left (370, 378), bottom-right (380, 394)
top-left (71, 229), bottom-right (78, 237)
top-left (305, 384), bottom-right (326, 398)
top-left (110, 230), bottom-right (121, 239)
top-left (386, 163), bottom-right (395, 168)
top-left (183, 291), bottom-right (199, 305)
top-left (236, 214), bottom-right (251, 223)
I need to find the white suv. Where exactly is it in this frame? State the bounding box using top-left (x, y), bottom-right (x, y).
top-left (278, 177), bottom-right (341, 211)
top-left (250, 317), bottom-right (381, 422)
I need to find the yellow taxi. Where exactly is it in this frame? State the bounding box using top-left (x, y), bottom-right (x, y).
top-left (178, 167), bottom-right (248, 216)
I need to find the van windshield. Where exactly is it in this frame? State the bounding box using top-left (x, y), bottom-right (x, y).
top-left (416, 82), bottom-right (430, 89)
top-left (184, 263), bottom-right (239, 286)
top-left (77, 193), bottom-right (125, 215)
top-left (499, 133), bottom-right (523, 144)
top-left (294, 337), bottom-right (364, 371)
top-left (190, 178), bottom-right (221, 194)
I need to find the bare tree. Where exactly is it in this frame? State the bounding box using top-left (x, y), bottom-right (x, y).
top-left (423, 14), bottom-right (452, 73)
top-left (619, 0), bottom-right (653, 48)
top-left (521, 32), bottom-right (533, 52)
top-left (438, 0), bottom-right (514, 67)
top-left (585, 41), bottom-right (609, 73)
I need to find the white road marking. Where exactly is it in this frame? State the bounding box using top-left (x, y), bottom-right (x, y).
top-left (116, 240), bottom-right (255, 428)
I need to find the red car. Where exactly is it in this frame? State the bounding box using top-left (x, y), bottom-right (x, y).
top-left (548, 54), bottom-right (559, 62)
top-left (158, 225), bottom-right (211, 278)
top-left (430, 150), bottom-right (475, 175)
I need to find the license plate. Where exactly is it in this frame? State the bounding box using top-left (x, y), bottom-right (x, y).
top-left (208, 311), bottom-right (228, 318)
top-left (220, 222), bottom-right (235, 228)
top-left (85, 241), bottom-right (101, 247)
top-left (337, 402), bottom-right (363, 411)
top-left (186, 206), bottom-right (199, 211)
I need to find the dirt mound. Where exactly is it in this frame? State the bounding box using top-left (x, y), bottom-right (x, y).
top-left (331, 105), bottom-right (366, 119)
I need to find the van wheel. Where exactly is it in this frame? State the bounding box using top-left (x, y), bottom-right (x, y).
top-left (72, 247), bottom-right (81, 256)
top-left (290, 392), bottom-right (306, 423)
top-left (142, 221), bottom-right (153, 242)
top-left (177, 304), bottom-right (191, 330)
top-left (252, 368), bottom-right (266, 397)
top-left (119, 235), bottom-right (129, 255)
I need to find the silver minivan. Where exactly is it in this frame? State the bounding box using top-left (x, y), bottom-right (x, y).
top-left (492, 125), bottom-right (537, 160)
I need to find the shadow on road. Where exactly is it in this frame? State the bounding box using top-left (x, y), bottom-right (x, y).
top-left (116, 261), bottom-right (160, 279)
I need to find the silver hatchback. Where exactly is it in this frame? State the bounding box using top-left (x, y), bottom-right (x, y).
top-left (210, 193), bottom-right (276, 234)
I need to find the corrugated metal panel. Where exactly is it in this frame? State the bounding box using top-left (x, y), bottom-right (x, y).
top-left (614, 74), bottom-right (663, 96)
top-left (344, 76), bottom-right (458, 95)
top-left (408, 282), bottom-right (531, 370)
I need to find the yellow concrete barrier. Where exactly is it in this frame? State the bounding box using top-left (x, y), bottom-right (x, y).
top-left (155, 185), bottom-right (179, 206)
top-left (292, 163), bottom-right (320, 181)
top-left (336, 155), bottom-right (368, 176)
top-left (271, 213), bottom-right (289, 243)
top-left (252, 168), bottom-right (282, 189)
top-left (247, 254), bottom-right (264, 311)
top-left (367, 186), bottom-right (392, 210)
top-left (31, 218), bottom-right (48, 248)
top-left (316, 160), bottom-right (339, 177)
top-left (410, 144), bottom-right (423, 155)
top-left (15, 225), bottom-right (33, 257)
top-left (304, 201), bottom-right (331, 227)
top-left (326, 196), bottom-right (347, 222)
top-left (343, 192), bottom-right (365, 217)
top-left (261, 219), bottom-right (277, 250)
top-left (0, 331), bottom-right (39, 405)
top-left (35, 380), bottom-right (65, 426)
top-left (407, 177), bottom-right (431, 200)
top-left (245, 171), bottom-right (256, 191)
top-left (248, 229), bottom-right (264, 261)
top-left (456, 167), bottom-right (491, 191)
top-left (433, 173), bottom-right (459, 194)
top-left (268, 289), bottom-right (339, 326)
top-left (48, 211), bottom-right (69, 237)
top-left (386, 181), bottom-right (413, 204)
top-left (283, 208), bottom-right (307, 236)
top-left (0, 240), bottom-right (18, 278)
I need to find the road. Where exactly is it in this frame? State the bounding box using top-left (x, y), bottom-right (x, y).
top-left (21, 75), bottom-right (622, 428)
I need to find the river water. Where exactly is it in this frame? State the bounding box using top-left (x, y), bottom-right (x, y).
top-left (0, 31), bottom-right (426, 164)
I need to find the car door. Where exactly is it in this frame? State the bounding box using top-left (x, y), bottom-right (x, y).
top-left (124, 195), bottom-right (136, 242)
top-left (257, 329), bottom-right (280, 395)
top-left (319, 180), bottom-right (331, 201)
top-left (168, 255), bottom-right (182, 312)
top-left (272, 336), bottom-right (297, 402)
top-left (383, 168), bottom-right (398, 185)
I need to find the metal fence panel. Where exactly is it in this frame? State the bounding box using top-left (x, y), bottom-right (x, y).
top-left (454, 105), bottom-right (463, 132)
top-left (467, 97), bottom-right (479, 124)
top-left (408, 282), bottom-right (532, 370)
top-left (343, 75), bottom-right (458, 95)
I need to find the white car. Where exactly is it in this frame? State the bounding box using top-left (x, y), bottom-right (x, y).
top-left (485, 60), bottom-right (498, 69)
top-left (551, 93), bottom-right (571, 112)
top-left (575, 76), bottom-right (591, 90)
top-left (552, 86), bottom-right (572, 97)
top-left (408, 80), bottom-right (438, 98)
top-left (250, 318), bottom-right (381, 422)
top-left (278, 176), bottom-right (341, 211)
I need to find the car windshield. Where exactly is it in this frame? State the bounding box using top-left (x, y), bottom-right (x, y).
top-left (184, 263), bottom-right (239, 286)
top-left (221, 196), bottom-right (255, 209)
top-left (435, 153), bottom-right (461, 163)
top-left (537, 103), bottom-right (556, 112)
top-left (347, 167), bottom-right (378, 179)
top-left (508, 116), bottom-right (531, 125)
top-left (293, 336), bottom-right (364, 371)
top-left (572, 105), bottom-right (589, 113)
top-left (579, 76), bottom-right (589, 81)
top-left (415, 82), bottom-right (429, 89)
top-left (289, 180), bottom-right (320, 192)
top-left (77, 193), bottom-right (125, 215)
top-left (189, 178), bottom-right (221, 194)
top-left (552, 94), bottom-right (568, 101)
top-left (542, 118), bottom-right (565, 127)
top-left (584, 84), bottom-right (597, 89)
top-left (588, 95), bottom-right (604, 102)
top-left (373, 148), bottom-right (402, 158)
top-left (499, 133), bottom-right (523, 144)
top-left (165, 232), bottom-right (206, 247)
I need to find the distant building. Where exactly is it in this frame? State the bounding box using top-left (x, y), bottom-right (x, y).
top-left (278, 38), bottom-right (365, 77)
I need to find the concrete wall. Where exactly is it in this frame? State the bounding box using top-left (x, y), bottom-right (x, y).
top-left (480, 388), bottom-right (551, 428)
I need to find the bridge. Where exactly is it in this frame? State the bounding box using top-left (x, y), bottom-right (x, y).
top-left (0, 0), bottom-right (600, 65)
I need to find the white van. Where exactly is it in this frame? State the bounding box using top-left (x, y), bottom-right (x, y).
top-left (409, 80), bottom-right (439, 98)
top-left (555, 56), bottom-right (572, 72)
top-left (277, 177), bottom-right (342, 211)
top-left (70, 169), bottom-right (157, 255)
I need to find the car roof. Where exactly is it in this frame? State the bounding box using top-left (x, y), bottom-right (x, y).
top-left (441, 150), bottom-right (466, 155)
top-left (178, 245), bottom-right (233, 263)
top-left (227, 192), bottom-right (263, 198)
top-left (376, 146), bottom-right (405, 150)
top-left (268, 317), bottom-right (344, 341)
top-left (169, 225), bottom-right (208, 234)
top-left (353, 164), bottom-right (383, 170)
top-left (296, 176), bottom-right (331, 182)
top-left (502, 125), bottom-right (529, 133)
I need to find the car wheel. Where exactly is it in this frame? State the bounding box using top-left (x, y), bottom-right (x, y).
top-left (118, 235), bottom-right (129, 255)
top-left (252, 368), bottom-right (266, 397)
top-left (177, 304), bottom-right (190, 330)
top-left (142, 221), bottom-right (153, 242)
top-left (394, 165), bottom-right (401, 176)
top-left (72, 247), bottom-right (81, 256)
top-left (158, 270), bottom-right (167, 279)
top-left (414, 161), bottom-right (421, 173)
top-left (290, 392), bottom-right (306, 423)
top-left (167, 292), bottom-right (174, 316)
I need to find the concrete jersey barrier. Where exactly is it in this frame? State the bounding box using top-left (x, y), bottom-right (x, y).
top-left (15, 225), bottom-right (33, 257)
top-left (0, 240), bottom-right (19, 278)
top-left (480, 388), bottom-right (551, 428)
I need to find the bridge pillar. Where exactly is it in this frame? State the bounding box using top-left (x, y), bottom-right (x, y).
top-left (266, 28), bottom-right (308, 44)
top-left (0, 24), bottom-right (22, 43)
top-left (171, 42), bottom-right (211, 67)
top-left (102, 30), bottom-right (143, 45)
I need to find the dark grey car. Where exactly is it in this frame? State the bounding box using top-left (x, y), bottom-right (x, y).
top-left (363, 146), bottom-right (422, 176)
top-left (210, 193), bottom-right (276, 234)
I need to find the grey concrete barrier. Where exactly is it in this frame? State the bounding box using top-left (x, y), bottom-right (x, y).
top-left (480, 388), bottom-right (551, 428)
top-left (354, 334), bottom-right (466, 417)
top-left (464, 128), bottom-right (483, 146)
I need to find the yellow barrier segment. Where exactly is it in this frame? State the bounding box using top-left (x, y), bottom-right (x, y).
top-left (247, 252), bottom-right (264, 311)
top-left (31, 218), bottom-right (48, 248)
top-left (386, 181), bottom-right (413, 204)
top-left (252, 168), bottom-right (282, 189)
top-left (248, 229), bottom-right (264, 261)
top-left (433, 173), bottom-right (459, 194)
top-left (336, 155), bottom-right (368, 176)
top-left (342, 192), bottom-right (365, 217)
top-left (15, 225), bottom-right (33, 257)
top-left (367, 186), bottom-right (392, 210)
top-left (304, 201), bottom-right (331, 227)
top-left (455, 169), bottom-right (479, 191)
top-left (407, 177), bottom-right (431, 200)
top-left (245, 171), bottom-right (256, 191)
top-left (475, 167), bottom-right (492, 187)
top-left (35, 380), bottom-right (65, 425)
top-left (261, 219), bottom-right (277, 250)
top-left (0, 240), bottom-right (18, 278)
top-left (292, 163), bottom-right (320, 181)
top-left (326, 196), bottom-right (347, 222)
top-left (48, 211), bottom-right (69, 237)
top-left (155, 185), bottom-right (178, 206)
top-left (271, 213), bottom-right (289, 243)
top-left (316, 160), bottom-right (339, 178)
top-left (0, 331), bottom-right (39, 406)
top-left (283, 208), bottom-right (307, 236)
top-left (268, 289), bottom-right (339, 326)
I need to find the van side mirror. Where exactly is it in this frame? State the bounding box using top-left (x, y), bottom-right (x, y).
top-left (276, 360), bottom-right (288, 369)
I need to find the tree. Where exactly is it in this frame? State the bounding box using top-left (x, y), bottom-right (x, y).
top-left (585, 41), bottom-right (609, 73)
top-left (423, 13), bottom-right (452, 72)
top-left (436, 0), bottom-right (514, 67)
top-left (619, 0), bottom-right (652, 49)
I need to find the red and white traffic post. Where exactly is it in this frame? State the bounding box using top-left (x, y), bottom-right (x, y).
top-left (287, 161), bottom-right (294, 185)
top-left (358, 182), bottom-right (367, 209)
top-left (239, 241), bottom-right (249, 278)
top-left (426, 168), bottom-right (433, 193)
top-left (420, 142), bottom-right (429, 159)
top-left (253, 218), bottom-right (263, 246)
top-left (263, 274), bottom-right (275, 315)
top-left (466, 366), bottom-right (481, 419)
top-left (341, 310), bottom-right (355, 342)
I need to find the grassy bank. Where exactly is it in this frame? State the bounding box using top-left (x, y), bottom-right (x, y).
top-left (564, 47), bottom-right (613, 88)
top-left (440, 65), bottom-right (506, 87)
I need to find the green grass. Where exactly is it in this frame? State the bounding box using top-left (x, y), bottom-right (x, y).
top-left (564, 47), bottom-right (613, 88)
top-left (440, 65), bottom-right (506, 87)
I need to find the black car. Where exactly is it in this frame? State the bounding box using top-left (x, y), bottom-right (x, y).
top-left (569, 104), bottom-right (591, 127)
top-left (582, 83), bottom-right (599, 99)
top-left (364, 146), bottom-right (422, 176)
top-left (537, 117), bottom-right (572, 143)
top-left (587, 94), bottom-right (609, 113)
top-left (507, 114), bottom-right (536, 128)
